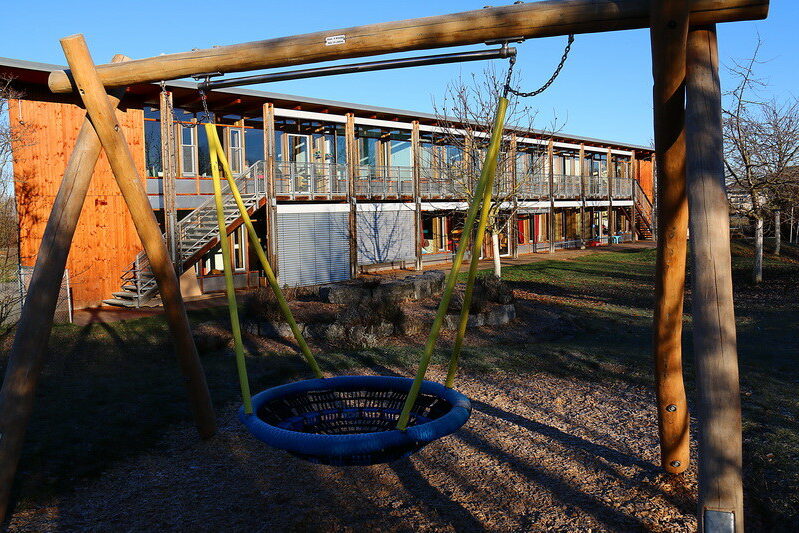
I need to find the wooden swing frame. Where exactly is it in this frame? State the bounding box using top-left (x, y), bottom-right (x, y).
top-left (0, 1), bottom-right (769, 530)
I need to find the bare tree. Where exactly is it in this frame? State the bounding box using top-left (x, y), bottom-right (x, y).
top-left (0, 76), bottom-right (31, 338)
top-left (723, 39), bottom-right (799, 282)
top-left (432, 66), bottom-right (560, 277)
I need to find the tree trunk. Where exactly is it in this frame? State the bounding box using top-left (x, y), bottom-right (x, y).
top-left (753, 215), bottom-right (763, 283)
top-left (492, 232), bottom-right (502, 278)
top-left (790, 207), bottom-right (795, 243)
top-left (774, 209), bottom-right (781, 255)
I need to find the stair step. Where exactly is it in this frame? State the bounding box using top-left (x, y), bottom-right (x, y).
top-left (113, 291), bottom-right (140, 299)
top-left (103, 298), bottom-right (138, 308)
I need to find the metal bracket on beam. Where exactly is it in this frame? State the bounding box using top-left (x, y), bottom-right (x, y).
top-left (484, 36), bottom-right (526, 46)
top-left (704, 510), bottom-right (735, 533)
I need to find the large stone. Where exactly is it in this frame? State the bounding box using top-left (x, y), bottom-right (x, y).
top-left (398, 317), bottom-right (422, 336)
top-left (259, 321), bottom-right (297, 339)
top-left (373, 280), bottom-right (415, 303)
top-left (443, 313), bottom-right (485, 330)
top-left (303, 323), bottom-right (329, 341)
top-left (243, 321), bottom-right (259, 336)
top-left (423, 270), bottom-right (446, 291)
top-left (319, 284), bottom-right (368, 305)
top-left (485, 304), bottom-right (516, 326)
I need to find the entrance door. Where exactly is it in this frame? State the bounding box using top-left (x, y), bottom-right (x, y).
top-left (287, 134), bottom-right (311, 192)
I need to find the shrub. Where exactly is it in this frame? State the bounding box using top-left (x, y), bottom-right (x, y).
top-left (244, 287), bottom-right (284, 322)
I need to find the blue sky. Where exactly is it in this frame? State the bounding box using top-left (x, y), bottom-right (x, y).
top-left (2, 1), bottom-right (796, 146)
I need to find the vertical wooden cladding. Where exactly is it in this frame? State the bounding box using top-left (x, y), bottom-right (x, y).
top-left (11, 98), bottom-right (144, 308)
top-left (637, 157), bottom-right (655, 201)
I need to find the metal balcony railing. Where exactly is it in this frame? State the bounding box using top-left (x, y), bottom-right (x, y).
top-left (586, 175), bottom-right (609, 198)
top-left (419, 166), bottom-right (461, 198)
top-left (613, 176), bottom-right (633, 198)
top-left (353, 165), bottom-right (414, 198)
top-left (553, 174), bottom-right (582, 198)
top-left (274, 161), bottom-right (347, 198)
top-left (517, 173), bottom-right (548, 198)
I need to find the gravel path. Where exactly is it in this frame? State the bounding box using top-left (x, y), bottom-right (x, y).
top-left (8, 367), bottom-right (697, 532)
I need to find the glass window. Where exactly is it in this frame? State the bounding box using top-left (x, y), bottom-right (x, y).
top-left (229, 128), bottom-right (244, 174)
top-left (144, 119), bottom-right (162, 177)
top-left (335, 127), bottom-right (347, 165)
top-left (198, 127), bottom-right (212, 177)
top-left (244, 128), bottom-right (264, 166)
top-left (181, 125), bottom-right (197, 176)
top-left (143, 106), bottom-right (160, 120)
top-left (359, 137), bottom-right (378, 166)
top-left (202, 243), bottom-right (223, 274)
top-left (232, 227), bottom-right (246, 271)
top-left (390, 140), bottom-right (412, 167)
top-left (445, 145), bottom-right (463, 165)
top-left (287, 134), bottom-right (310, 163)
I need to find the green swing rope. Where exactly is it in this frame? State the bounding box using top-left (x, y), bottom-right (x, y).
top-left (206, 123), bottom-right (323, 413)
top-left (396, 97), bottom-right (508, 429)
top-left (445, 137), bottom-right (502, 388)
top-left (207, 124), bottom-right (254, 414)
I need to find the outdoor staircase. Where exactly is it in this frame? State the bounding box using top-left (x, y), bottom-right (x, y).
top-left (103, 161), bottom-right (267, 308)
top-left (623, 180), bottom-right (655, 241)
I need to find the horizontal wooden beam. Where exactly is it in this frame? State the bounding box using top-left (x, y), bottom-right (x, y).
top-left (49, 0), bottom-right (769, 93)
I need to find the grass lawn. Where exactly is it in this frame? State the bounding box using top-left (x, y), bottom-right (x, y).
top-left (2, 241), bottom-right (797, 529)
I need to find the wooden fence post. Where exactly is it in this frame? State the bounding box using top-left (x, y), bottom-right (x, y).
top-left (631, 150), bottom-right (639, 242)
top-left (0, 54), bottom-right (131, 524)
top-left (650, 0), bottom-right (691, 474)
top-left (60, 34), bottom-right (216, 437)
top-left (548, 140), bottom-right (555, 252)
top-left (607, 147), bottom-right (615, 239)
top-left (412, 120), bottom-right (423, 270)
top-left (686, 24), bottom-right (744, 532)
top-left (263, 103), bottom-right (278, 277)
top-left (579, 144), bottom-right (587, 242)
top-left (345, 113), bottom-right (358, 278)
top-left (159, 90), bottom-right (179, 267)
top-left (510, 133), bottom-right (519, 258)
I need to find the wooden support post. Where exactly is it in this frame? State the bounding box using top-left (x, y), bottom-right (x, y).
top-left (607, 147), bottom-right (615, 239)
top-left (650, 0), bottom-right (691, 474)
top-left (345, 113), bottom-right (358, 278)
top-left (686, 24), bottom-right (744, 532)
top-left (160, 90), bottom-right (179, 267)
top-left (0, 54), bottom-right (132, 525)
top-left (631, 150), bottom-right (639, 242)
top-left (579, 144), bottom-right (587, 243)
top-left (510, 134), bottom-right (519, 258)
top-left (263, 103), bottom-right (278, 277)
top-left (61, 35), bottom-right (217, 438)
top-left (412, 120), bottom-right (423, 270)
top-left (548, 140), bottom-right (555, 253)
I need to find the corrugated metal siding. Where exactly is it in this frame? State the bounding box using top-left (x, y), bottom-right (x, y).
top-left (357, 210), bottom-right (415, 265)
top-left (277, 212), bottom-right (350, 287)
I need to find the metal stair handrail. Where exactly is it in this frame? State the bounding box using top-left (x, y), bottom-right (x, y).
top-left (120, 160), bottom-right (267, 303)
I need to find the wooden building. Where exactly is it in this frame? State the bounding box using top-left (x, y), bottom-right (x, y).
top-left (1, 56), bottom-right (655, 309)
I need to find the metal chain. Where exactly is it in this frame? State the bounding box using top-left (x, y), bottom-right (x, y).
top-left (159, 80), bottom-right (214, 128)
top-left (503, 34), bottom-right (574, 99)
